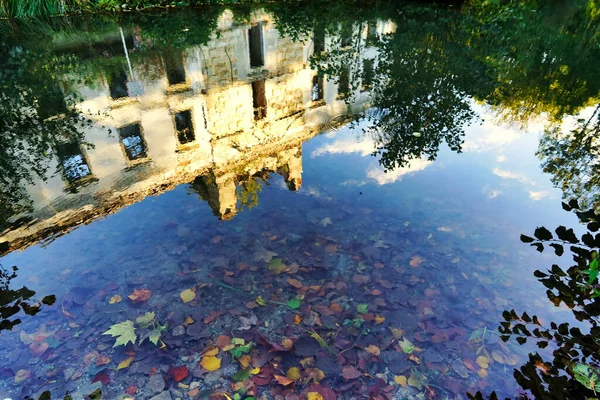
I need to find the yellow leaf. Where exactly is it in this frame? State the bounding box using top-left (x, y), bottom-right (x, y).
top-left (183, 316), bottom-right (194, 327)
top-left (204, 347), bottom-right (219, 357)
top-left (239, 355), bottom-right (251, 368)
top-left (256, 295), bottom-right (267, 306)
top-left (478, 368), bottom-right (488, 378)
top-left (394, 375), bottom-right (407, 387)
top-left (286, 367), bottom-right (301, 381)
top-left (365, 345), bottom-right (381, 356)
top-left (180, 289), bottom-right (196, 303)
top-left (476, 355), bottom-right (490, 369)
top-left (374, 315), bottom-right (385, 324)
top-left (117, 356), bottom-right (134, 370)
top-left (307, 393), bottom-right (324, 400)
top-left (491, 351), bottom-right (505, 364)
top-left (109, 295), bottom-right (122, 304)
top-left (250, 367), bottom-right (261, 375)
top-left (390, 327), bottom-right (404, 339)
top-left (200, 355), bottom-right (221, 372)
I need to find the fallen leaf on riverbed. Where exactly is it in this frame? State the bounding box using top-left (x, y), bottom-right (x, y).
top-left (288, 278), bottom-right (303, 288)
top-left (274, 374), bottom-right (295, 386)
top-left (128, 288), bottom-right (151, 303)
top-left (109, 295), bottom-right (122, 304)
top-left (394, 375), bottom-right (407, 387)
top-left (410, 256), bottom-right (424, 268)
top-left (365, 345), bottom-right (380, 356)
top-left (118, 356), bottom-right (134, 370)
top-left (286, 367), bottom-right (301, 381)
top-left (180, 288), bottom-right (196, 303)
top-left (14, 369), bottom-right (30, 385)
top-left (168, 366), bottom-right (189, 382)
top-left (200, 355), bottom-right (221, 372)
top-left (342, 365), bottom-right (361, 380)
top-left (307, 393), bottom-right (324, 400)
top-left (95, 354), bottom-right (110, 366)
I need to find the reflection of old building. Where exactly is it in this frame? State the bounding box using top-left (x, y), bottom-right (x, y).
top-left (0, 10), bottom-right (395, 254)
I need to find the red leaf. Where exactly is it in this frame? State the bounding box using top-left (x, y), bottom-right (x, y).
top-left (168, 366), bottom-right (189, 382)
top-left (92, 371), bottom-right (110, 385)
top-left (342, 365), bottom-right (361, 380)
top-left (306, 384), bottom-right (337, 400)
top-left (125, 386), bottom-right (137, 395)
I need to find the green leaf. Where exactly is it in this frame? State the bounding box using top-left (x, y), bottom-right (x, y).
top-left (148, 330), bottom-right (161, 345)
top-left (590, 269), bottom-right (599, 284)
top-left (136, 312), bottom-right (155, 328)
top-left (573, 363), bottom-right (600, 391)
top-left (232, 368), bottom-right (251, 382)
top-left (287, 298), bottom-right (301, 309)
top-left (356, 304), bottom-right (369, 314)
top-left (399, 338), bottom-right (414, 354)
top-left (103, 320), bottom-right (137, 347)
top-left (591, 258), bottom-right (599, 271)
top-left (268, 258), bottom-right (286, 274)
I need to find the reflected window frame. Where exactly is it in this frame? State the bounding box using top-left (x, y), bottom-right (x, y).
top-left (54, 140), bottom-right (96, 191)
top-left (311, 74), bottom-right (325, 106)
top-left (117, 122), bottom-right (150, 165)
top-left (173, 109), bottom-right (196, 148)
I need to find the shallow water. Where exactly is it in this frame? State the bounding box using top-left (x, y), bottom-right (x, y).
top-left (0, 2), bottom-right (598, 399)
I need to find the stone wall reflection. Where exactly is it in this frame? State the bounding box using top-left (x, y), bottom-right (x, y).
top-left (0, 10), bottom-right (395, 254)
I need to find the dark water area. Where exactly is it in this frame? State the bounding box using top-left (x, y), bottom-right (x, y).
top-left (0, 1), bottom-right (599, 399)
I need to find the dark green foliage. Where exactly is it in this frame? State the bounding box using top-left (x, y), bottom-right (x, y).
top-left (0, 264), bottom-right (56, 331)
top-left (492, 203), bottom-right (600, 398)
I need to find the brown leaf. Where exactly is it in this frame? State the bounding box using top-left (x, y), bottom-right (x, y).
top-left (288, 278), bottom-right (303, 289)
top-left (365, 345), bottom-right (380, 356)
top-left (204, 311), bottom-right (223, 324)
top-left (29, 341), bottom-right (49, 357)
top-left (352, 275), bottom-right (369, 284)
top-left (128, 288), bottom-right (151, 303)
top-left (341, 365), bottom-right (361, 380)
top-left (409, 256), bottom-right (423, 268)
top-left (95, 354), bottom-right (110, 366)
top-left (216, 335), bottom-right (231, 349)
top-left (274, 374), bottom-right (295, 386)
top-left (330, 303), bottom-right (343, 313)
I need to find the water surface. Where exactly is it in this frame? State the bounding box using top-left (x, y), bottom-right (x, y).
top-left (0, 2), bottom-right (598, 399)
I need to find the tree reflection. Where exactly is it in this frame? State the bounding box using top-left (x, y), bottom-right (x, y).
top-left (300, 0), bottom-right (600, 176)
top-left (539, 106), bottom-right (600, 212)
top-left (0, 263), bottom-right (56, 331)
top-left (475, 201), bottom-right (600, 399)
top-left (0, 43), bottom-right (91, 230)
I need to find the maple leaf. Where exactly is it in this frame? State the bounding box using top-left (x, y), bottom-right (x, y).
top-left (135, 312), bottom-right (155, 328)
top-left (103, 320), bottom-right (137, 347)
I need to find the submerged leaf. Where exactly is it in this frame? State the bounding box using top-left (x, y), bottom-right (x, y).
top-left (399, 338), bottom-right (414, 354)
top-left (103, 320), bottom-right (136, 347)
top-left (135, 312), bottom-right (155, 328)
top-left (180, 288), bottom-right (196, 303)
top-left (117, 356), bottom-right (135, 370)
top-left (200, 355), bottom-right (221, 372)
top-left (288, 298), bottom-right (301, 309)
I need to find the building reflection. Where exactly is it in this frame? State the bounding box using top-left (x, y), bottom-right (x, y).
top-left (0, 10), bottom-right (395, 255)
